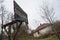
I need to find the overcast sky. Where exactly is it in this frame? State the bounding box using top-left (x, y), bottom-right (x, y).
top-left (0, 0), bottom-right (60, 30)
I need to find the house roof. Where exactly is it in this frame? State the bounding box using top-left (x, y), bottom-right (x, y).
top-left (32, 23), bottom-right (50, 33)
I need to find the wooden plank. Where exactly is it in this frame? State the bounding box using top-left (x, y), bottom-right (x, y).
top-left (3, 20), bottom-right (22, 28)
top-left (14, 1), bottom-right (28, 23)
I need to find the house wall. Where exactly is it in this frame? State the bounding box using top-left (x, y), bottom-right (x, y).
top-left (39, 26), bottom-right (52, 35)
top-left (33, 26), bottom-right (52, 37)
top-left (33, 32), bottom-right (40, 37)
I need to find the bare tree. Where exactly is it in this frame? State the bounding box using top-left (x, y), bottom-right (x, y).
top-left (39, 2), bottom-right (60, 40)
top-left (0, 1), bottom-right (4, 40)
top-left (53, 21), bottom-right (60, 40)
top-left (0, 4), bottom-right (14, 40)
top-left (40, 4), bottom-right (55, 23)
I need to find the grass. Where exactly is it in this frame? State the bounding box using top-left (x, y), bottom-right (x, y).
top-left (3, 35), bottom-right (59, 40)
top-left (17, 35), bottom-right (58, 40)
top-left (41, 35), bottom-right (58, 40)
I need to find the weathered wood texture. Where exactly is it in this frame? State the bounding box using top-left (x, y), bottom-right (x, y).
top-left (14, 1), bottom-right (28, 23)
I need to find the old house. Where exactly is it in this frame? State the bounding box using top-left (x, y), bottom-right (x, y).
top-left (32, 23), bottom-right (54, 37)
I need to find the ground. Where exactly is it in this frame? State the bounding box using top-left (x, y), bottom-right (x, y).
top-left (17, 35), bottom-right (58, 40)
top-left (3, 35), bottom-right (59, 40)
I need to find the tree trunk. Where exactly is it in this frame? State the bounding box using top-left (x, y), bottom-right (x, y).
top-left (13, 22), bottom-right (22, 40)
top-left (56, 34), bottom-right (60, 40)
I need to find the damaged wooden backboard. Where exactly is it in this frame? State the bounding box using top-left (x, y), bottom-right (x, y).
top-left (14, 1), bottom-right (28, 23)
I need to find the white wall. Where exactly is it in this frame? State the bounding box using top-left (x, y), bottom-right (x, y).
top-left (33, 26), bottom-right (52, 37)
